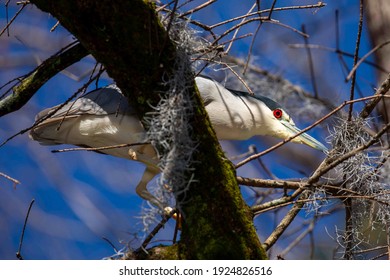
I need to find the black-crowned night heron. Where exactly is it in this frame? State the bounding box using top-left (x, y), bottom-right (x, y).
top-left (30, 76), bottom-right (327, 212)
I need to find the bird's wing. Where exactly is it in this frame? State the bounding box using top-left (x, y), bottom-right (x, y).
top-left (30, 85), bottom-right (146, 150)
top-left (35, 85), bottom-right (137, 122)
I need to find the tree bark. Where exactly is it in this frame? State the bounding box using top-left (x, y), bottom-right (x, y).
top-left (365, 1), bottom-right (390, 122)
top-left (30, 0), bottom-right (267, 259)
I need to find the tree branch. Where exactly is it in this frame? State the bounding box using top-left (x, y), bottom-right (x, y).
top-left (0, 42), bottom-right (88, 117)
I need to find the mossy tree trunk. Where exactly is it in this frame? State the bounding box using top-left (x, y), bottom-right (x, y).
top-left (30, 0), bottom-right (267, 259)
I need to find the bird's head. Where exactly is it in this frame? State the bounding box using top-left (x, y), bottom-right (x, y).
top-left (257, 95), bottom-right (328, 152)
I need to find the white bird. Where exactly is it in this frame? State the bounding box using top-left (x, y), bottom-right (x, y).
top-left (30, 76), bottom-right (327, 212)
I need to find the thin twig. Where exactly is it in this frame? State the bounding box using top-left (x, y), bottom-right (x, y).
top-left (0, 70), bottom-right (99, 148)
top-left (353, 245), bottom-right (387, 254)
top-left (16, 199), bottom-right (35, 260)
top-left (253, 190), bottom-right (390, 216)
top-left (209, 3), bottom-right (326, 30)
top-left (360, 73), bottom-right (390, 118)
top-left (370, 252), bottom-right (389, 260)
top-left (5, 0), bottom-right (10, 37)
top-left (224, 64), bottom-right (254, 95)
top-left (180, 0), bottom-right (216, 17)
top-left (243, 0), bottom-right (268, 73)
top-left (50, 21), bottom-right (60, 32)
top-left (302, 25), bottom-right (318, 98)
top-left (228, 145), bottom-right (257, 161)
top-left (51, 142), bottom-right (151, 154)
top-left (214, 17), bottom-right (307, 47)
top-left (267, 0), bottom-right (278, 20)
top-left (218, 33), bottom-right (253, 48)
top-left (0, 172), bottom-right (21, 188)
top-left (335, 10), bottom-right (340, 51)
top-left (262, 191), bottom-right (309, 251)
top-left (243, 23), bottom-right (262, 75)
top-left (348, 0), bottom-right (364, 120)
top-left (270, 20), bottom-right (309, 37)
top-left (56, 63), bottom-right (104, 131)
top-left (134, 209), bottom-right (176, 254)
top-left (225, 3), bottom-right (257, 54)
top-left (346, 40), bottom-right (390, 81)
top-left (288, 43), bottom-right (389, 73)
top-left (0, 1), bottom-right (28, 37)
top-left (251, 145), bottom-right (278, 180)
top-left (278, 219), bottom-right (315, 258)
top-left (102, 237), bottom-right (118, 253)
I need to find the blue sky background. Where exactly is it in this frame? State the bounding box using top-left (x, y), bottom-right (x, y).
top-left (0, 1), bottom-right (381, 259)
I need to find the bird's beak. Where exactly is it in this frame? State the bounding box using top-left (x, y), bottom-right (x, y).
top-left (281, 121), bottom-right (328, 153)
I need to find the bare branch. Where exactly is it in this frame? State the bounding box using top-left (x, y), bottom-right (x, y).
top-left (348, 0), bottom-right (364, 120)
top-left (0, 1), bottom-right (29, 37)
top-left (51, 142), bottom-right (151, 154)
top-left (209, 2), bottom-right (326, 30)
top-left (180, 0), bottom-right (217, 18)
top-left (301, 24), bottom-right (318, 98)
top-left (346, 40), bottom-right (390, 81)
top-left (360, 72), bottom-right (390, 118)
top-left (0, 42), bottom-right (89, 117)
top-left (0, 172), bottom-right (21, 188)
top-left (289, 43), bottom-right (389, 73)
top-left (278, 219), bottom-right (315, 258)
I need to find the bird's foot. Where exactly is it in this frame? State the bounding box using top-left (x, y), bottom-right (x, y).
top-left (163, 207), bottom-right (182, 230)
top-left (128, 148), bottom-right (139, 160)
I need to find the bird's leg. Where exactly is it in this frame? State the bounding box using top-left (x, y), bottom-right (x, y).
top-left (135, 165), bottom-right (165, 210)
top-left (128, 146), bottom-right (176, 213)
top-left (130, 147), bottom-right (180, 226)
top-left (135, 166), bottom-right (182, 229)
top-left (134, 165), bottom-right (175, 218)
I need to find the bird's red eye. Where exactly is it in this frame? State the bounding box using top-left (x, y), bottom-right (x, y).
top-left (273, 109), bottom-right (283, 119)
